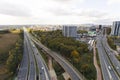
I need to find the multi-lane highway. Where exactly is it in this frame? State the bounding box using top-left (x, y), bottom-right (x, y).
top-left (30, 32), bottom-right (86, 80)
top-left (96, 33), bottom-right (120, 80)
top-left (17, 31), bottom-right (29, 80)
top-left (25, 32), bottom-right (36, 80)
top-left (27, 33), bottom-right (51, 80)
top-left (17, 27), bottom-right (51, 80)
top-left (102, 35), bottom-right (120, 77)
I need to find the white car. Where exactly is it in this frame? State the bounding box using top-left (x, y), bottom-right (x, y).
top-left (33, 45), bottom-right (35, 47)
top-left (41, 67), bottom-right (44, 70)
top-left (116, 66), bottom-right (119, 70)
top-left (108, 66), bottom-right (111, 70)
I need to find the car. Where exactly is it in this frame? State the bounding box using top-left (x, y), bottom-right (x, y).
top-left (33, 45), bottom-right (35, 47)
top-left (116, 66), bottom-right (119, 70)
top-left (108, 66), bottom-right (111, 70)
top-left (36, 75), bottom-right (39, 79)
top-left (40, 72), bottom-right (42, 74)
top-left (41, 67), bottom-right (44, 70)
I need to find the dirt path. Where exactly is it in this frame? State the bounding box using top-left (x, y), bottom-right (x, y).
top-left (48, 57), bottom-right (57, 80)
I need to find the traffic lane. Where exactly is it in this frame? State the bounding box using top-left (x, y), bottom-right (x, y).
top-left (98, 38), bottom-right (117, 80)
top-left (17, 37), bottom-right (28, 80)
top-left (37, 55), bottom-right (50, 80)
top-left (26, 35), bottom-right (36, 80)
top-left (106, 48), bottom-right (120, 72)
top-left (102, 37), bottom-right (120, 76)
top-left (96, 43), bottom-right (110, 80)
top-left (34, 47), bottom-right (51, 80)
top-left (30, 40), bottom-right (49, 80)
top-left (35, 53), bottom-right (46, 80)
top-left (99, 37), bottom-right (119, 80)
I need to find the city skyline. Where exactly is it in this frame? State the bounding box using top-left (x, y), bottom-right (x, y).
top-left (0, 0), bottom-right (120, 25)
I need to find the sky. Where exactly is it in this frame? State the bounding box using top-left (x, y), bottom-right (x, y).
top-left (0, 0), bottom-right (120, 25)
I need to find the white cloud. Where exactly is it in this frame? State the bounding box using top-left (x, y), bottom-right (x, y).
top-left (0, 0), bottom-right (117, 25)
top-left (0, 3), bottom-right (31, 17)
top-left (108, 0), bottom-right (120, 4)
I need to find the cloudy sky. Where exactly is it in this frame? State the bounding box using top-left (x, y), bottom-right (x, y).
top-left (0, 0), bottom-right (120, 25)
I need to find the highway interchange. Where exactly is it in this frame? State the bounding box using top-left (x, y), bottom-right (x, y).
top-left (17, 28), bottom-right (84, 80)
top-left (30, 32), bottom-right (86, 80)
top-left (17, 27), bottom-right (120, 80)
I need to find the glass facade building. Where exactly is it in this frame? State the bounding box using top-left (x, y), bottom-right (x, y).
top-left (62, 26), bottom-right (77, 38)
top-left (111, 21), bottom-right (120, 36)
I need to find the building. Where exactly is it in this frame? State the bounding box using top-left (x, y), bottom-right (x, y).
top-left (98, 25), bottom-right (102, 30)
top-left (89, 26), bottom-right (96, 31)
top-left (88, 31), bottom-right (96, 37)
top-left (77, 26), bottom-right (90, 31)
top-left (111, 21), bottom-right (120, 36)
top-left (62, 26), bottom-right (77, 38)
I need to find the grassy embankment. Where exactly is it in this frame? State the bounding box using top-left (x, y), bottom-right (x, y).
top-left (0, 29), bottom-right (23, 80)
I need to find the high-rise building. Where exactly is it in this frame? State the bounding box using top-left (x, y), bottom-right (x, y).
top-left (62, 26), bottom-right (77, 38)
top-left (99, 25), bottom-right (102, 30)
top-left (111, 21), bottom-right (120, 36)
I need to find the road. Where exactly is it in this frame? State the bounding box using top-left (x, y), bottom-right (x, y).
top-left (30, 33), bottom-right (86, 80)
top-left (24, 27), bottom-right (51, 80)
top-left (27, 33), bottom-right (51, 80)
top-left (18, 27), bottom-right (51, 80)
top-left (96, 34), bottom-right (120, 80)
top-left (102, 35), bottom-right (120, 77)
top-left (17, 31), bottom-right (29, 80)
top-left (24, 30), bottom-right (36, 80)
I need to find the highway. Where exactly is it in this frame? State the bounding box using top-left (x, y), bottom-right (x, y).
top-left (27, 33), bottom-right (51, 80)
top-left (17, 27), bottom-right (90, 80)
top-left (102, 35), bottom-right (120, 77)
top-left (17, 31), bottom-right (29, 80)
top-left (24, 30), bottom-right (36, 80)
top-left (96, 34), bottom-right (120, 80)
top-left (22, 27), bottom-right (51, 80)
top-left (30, 33), bottom-right (86, 80)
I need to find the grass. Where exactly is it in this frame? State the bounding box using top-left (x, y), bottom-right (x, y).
top-left (9, 29), bottom-right (22, 34)
top-left (0, 33), bottom-right (19, 55)
top-left (96, 48), bottom-right (100, 68)
top-left (116, 55), bottom-right (120, 61)
top-left (0, 32), bottom-right (20, 80)
top-left (53, 60), bottom-right (65, 80)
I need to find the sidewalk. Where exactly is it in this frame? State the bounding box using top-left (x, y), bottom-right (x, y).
top-left (93, 43), bottom-right (102, 80)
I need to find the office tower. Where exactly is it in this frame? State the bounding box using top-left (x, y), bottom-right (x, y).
top-left (111, 21), bottom-right (120, 36)
top-left (62, 26), bottom-right (77, 38)
top-left (99, 25), bottom-right (102, 30)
